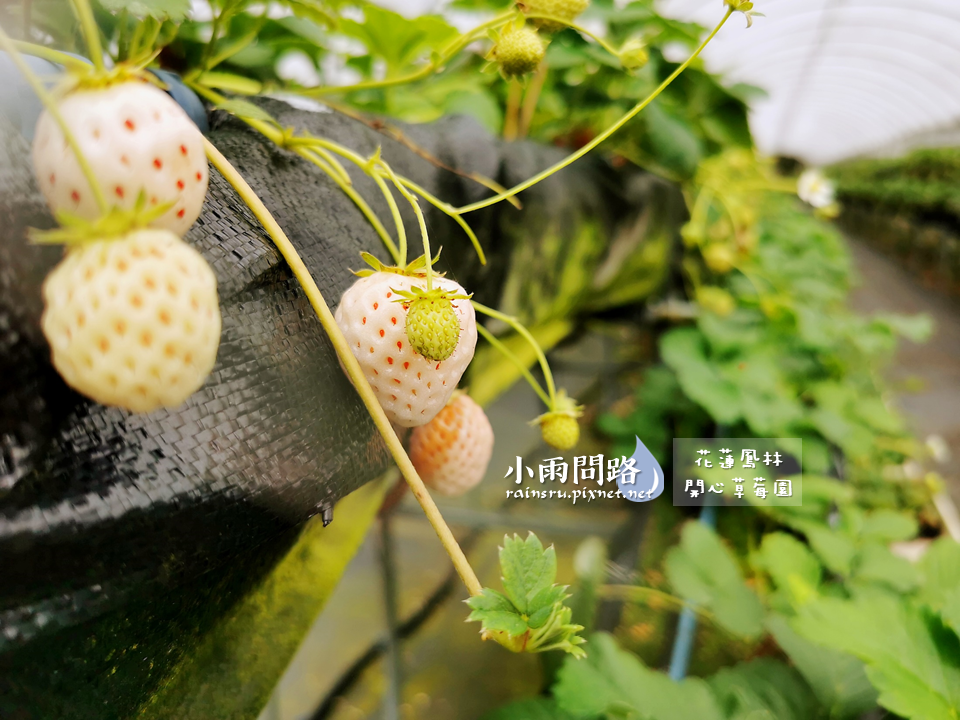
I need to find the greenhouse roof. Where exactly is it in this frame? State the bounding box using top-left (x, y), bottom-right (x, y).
top-left (657, 0), bottom-right (961, 165)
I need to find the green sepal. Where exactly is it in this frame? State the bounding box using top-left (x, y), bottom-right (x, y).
top-left (30, 192), bottom-right (174, 245)
top-left (351, 250), bottom-right (445, 278)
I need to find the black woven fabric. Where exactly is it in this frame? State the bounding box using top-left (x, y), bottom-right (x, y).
top-left (0, 96), bottom-right (677, 717)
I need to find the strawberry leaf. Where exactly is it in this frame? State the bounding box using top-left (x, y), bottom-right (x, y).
top-left (467, 610), bottom-right (529, 638)
top-left (466, 588), bottom-right (517, 614)
top-left (500, 533), bottom-right (557, 614)
top-left (99, 0), bottom-right (189, 20)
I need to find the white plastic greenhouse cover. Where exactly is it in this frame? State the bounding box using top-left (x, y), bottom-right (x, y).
top-left (656, 0), bottom-right (961, 165)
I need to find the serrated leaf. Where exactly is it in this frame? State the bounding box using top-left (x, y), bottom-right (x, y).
top-left (480, 698), bottom-right (576, 720)
top-left (660, 328), bottom-right (742, 425)
top-left (755, 532), bottom-right (821, 598)
top-left (499, 533), bottom-right (557, 614)
top-left (338, 6), bottom-right (458, 72)
top-left (791, 596), bottom-right (960, 720)
top-left (467, 609), bottom-right (529, 637)
top-left (664, 522), bottom-right (764, 638)
top-left (767, 615), bottom-right (878, 719)
top-left (707, 658), bottom-right (821, 720)
top-left (527, 583), bottom-right (567, 614)
top-left (853, 543), bottom-right (920, 592)
top-left (466, 588), bottom-right (517, 614)
top-left (791, 520), bottom-right (857, 576)
top-left (918, 537), bottom-right (960, 634)
top-left (860, 509), bottom-right (919, 542)
top-left (553, 632), bottom-right (724, 720)
top-left (99, 0), bottom-right (189, 20)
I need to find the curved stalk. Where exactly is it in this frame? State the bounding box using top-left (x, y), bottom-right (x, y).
top-left (456, 9), bottom-right (734, 214)
top-left (475, 324), bottom-right (551, 407)
top-left (204, 138), bottom-right (482, 598)
top-left (10, 40), bottom-right (90, 69)
top-left (471, 301), bottom-right (557, 407)
top-left (399, 178), bottom-right (486, 266)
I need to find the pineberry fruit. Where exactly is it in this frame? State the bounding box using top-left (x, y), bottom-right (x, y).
top-left (32, 80), bottom-right (208, 235)
top-left (41, 228), bottom-right (221, 413)
top-left (410, 393), bottom-right (494, 497)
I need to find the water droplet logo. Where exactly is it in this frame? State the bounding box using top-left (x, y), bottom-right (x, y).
top-left (616, 436), bottom-right (664, 503)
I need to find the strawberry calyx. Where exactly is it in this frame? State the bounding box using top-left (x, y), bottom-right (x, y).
top-left (530, 388), bottom-right (583, 425)
top-left (30, 192), bottom-right (174, 246)
top-left (351, 250), bottom-right (445, 279)
top-left (55, 61), bottom-right (165, 96)
top-left (396, 285), bottom-right (472, 362)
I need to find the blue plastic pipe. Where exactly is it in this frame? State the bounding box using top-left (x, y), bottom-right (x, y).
top-left (667, 503), bottom-right (716, 680)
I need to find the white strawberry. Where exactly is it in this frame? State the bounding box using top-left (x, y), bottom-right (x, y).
top-left (410, 393), bottom-right (494, 497)
top-left (334, 257), bottom-right (476, 428)
top-left (32, 80), bottom-right (208, 236)
top-left (41, 228), bottom-right (221, 413)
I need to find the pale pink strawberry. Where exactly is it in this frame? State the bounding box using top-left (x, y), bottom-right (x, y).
top-left (334, 271), bottom-right (476, 427)
top-left (410, 393), bottom-right (494, 497)
top-left (32, 80), bottom-right (208, 236)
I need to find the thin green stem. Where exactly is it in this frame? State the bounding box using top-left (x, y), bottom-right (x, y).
top-left (370, 170), bottom-right (408, 265)
top-left (206, 13), bottom-right (266, 71)
top-left (10, 39), bottom-right (89, 69)
top-left (204, 138), bottom-right (483, 598)
top-left (411, 196), bottom-right (433, 291)
top-left (476, 324), bottom-right (551, 406)
top-left (0, 25), bottom-right (108, 214)
top-left (67, 0), bottom-right (104, 72)
top-left (527, 14), bottom-right (622, 57)
top-left (298, 12), bottom-right (514, 97)
top-left (471, 301), bottom-right (557, 407)
top-left (399, 178), bottom-right (486, 265)
top-left (457, 9), bottom-right (734, 214)
top-left (295, 147), bottom-right (401, 264)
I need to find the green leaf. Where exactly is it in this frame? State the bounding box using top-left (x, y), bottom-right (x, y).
top-left (754, 532), bottom-right (821, 598)
top-left (339, 6), bottom-right (458, 72)
top-left (791, 596), bottom-right (960, 720)
top-left (918, 537), bottom-right (961, 634)
top-left (707, 658), bottom-right (822, 720)
top-left (791, 520), bottom-right (857, 576)
top-left (467, 610), bottom-right (529, 637)
top-left (860, 509), bottom-right (918, 542)
top-left (499, 533), bottom-right (557, 614)
top-left (480, 698), bottom-right (575, 720)
top-left (767, 615), bottom-right (878, 719)
top-left (466, 588), bottom-right (517, 614)
top-left (664, 522), bottom-right (764, 638)
top-left (660, 328), bottom-right (742, 425)
top-left (853, 543), bottom-right (920, 593)
top-left (99, 0), bottom-right (189, 20)
top-left (553, 632), bottom-right (724, 720)
top-left (274, 0), bottom-right (335, 28)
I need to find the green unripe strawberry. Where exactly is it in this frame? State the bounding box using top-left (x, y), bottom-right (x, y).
top-left (517, 0), bottom-right (590, 32)
top-left (407, 295), bottom-right (460, 362)
top-left (394, 285), bottom-right (472, 363)
top-left (493, 25), bottom-right (546, 78)
top-left (540, 413), bottom-right (580, 450)
top-left (531, 389), bottom-right (582, 450)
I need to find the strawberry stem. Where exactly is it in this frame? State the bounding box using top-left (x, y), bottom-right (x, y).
top-left (0, 25), bottom-right (109, 215)
top-left (455, 8), bottom-right (734, 214)
top-left (204, 138), bottom-right (484, 598)
top-left (471, 301), bottom-right (557, 408)
top-left (67, 0), bottom-right (105, 73)
top-left (475, 324), bottom-right (552, 407)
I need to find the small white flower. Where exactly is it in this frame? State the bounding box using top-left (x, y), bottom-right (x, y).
top-left (797, 168), bottom-right (835, 208)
